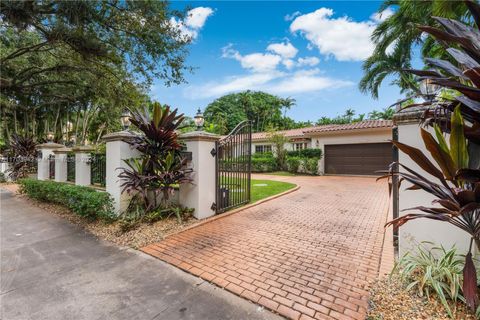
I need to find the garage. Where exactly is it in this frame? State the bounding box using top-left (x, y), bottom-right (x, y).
top-left (324, 143), bottom-right (393, 175)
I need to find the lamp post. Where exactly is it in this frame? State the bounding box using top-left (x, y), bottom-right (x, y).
top-left (194, 108), bottom-right (204, 131)
top-left (419, 78), bottom-right (440, 102)
top-left (120, 110), bottom-right (131, 131)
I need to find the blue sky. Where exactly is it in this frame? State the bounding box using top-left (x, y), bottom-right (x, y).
top-left (152, 1), bottom-right (410, 121)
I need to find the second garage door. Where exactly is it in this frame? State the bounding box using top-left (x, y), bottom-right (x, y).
top-left (324, 143), bottom-right (392, 175)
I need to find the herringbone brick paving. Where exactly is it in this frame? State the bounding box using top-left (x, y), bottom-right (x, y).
top-left (142, 175), bottom-right (391, 320)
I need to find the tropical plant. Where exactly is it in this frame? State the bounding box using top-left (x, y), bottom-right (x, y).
top-left (393, 242), bottom-right (464, 317)
top-left (360, 0), bottom-right (471, 98)
top-left (268, 130), bottom-right (289, 171)
top-left (286, 157), bottom-right (301, 173)
top-left (385, 2), bottom-right (480, 311)
top-left (119, 104), bottom-right (192, 214)
top-left (5, 134), bottom-right (37, 180)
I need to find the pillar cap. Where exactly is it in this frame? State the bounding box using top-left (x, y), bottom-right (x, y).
top-left (102, 130), bottom-right (138, 142)
top-left (72, 145), bottom-right (95, 152)
top-left (393, 106), bottom-right (428, 125)
top-left (36, 142), bottom-right (64, 150)
top-left (53, 147), bottom-right (73, 154)
top-left (178, 131), bottom-right (221, 142)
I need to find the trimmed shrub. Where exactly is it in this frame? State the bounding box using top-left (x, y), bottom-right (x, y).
top-left (251, 156), bottom-right (277, 172)
top-left (287, 148), bottom-right (323, 159)
top-left (286, 157), bottom-right (301, 173)
top-left (19, 178), bottom-right (115, 220)
top-left (304, 157), bottom-right (319, 175)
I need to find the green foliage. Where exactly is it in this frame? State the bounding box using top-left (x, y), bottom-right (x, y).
top-left (286, 157), bottom-right (301, 173)
top-left (303, 158), bottom-right (319, 175)
top-left (316, 109), bottom-right (365, 125)
top-left (119, 104), bottom-right (192, 213)
top-left (393, 243), bottom-right (464, 318)
top-left (0, 1), bottom-right (188, 142)
top-left (268, 130), bottom-right (289, 170)
top-left (287, 148), bottom-right (323, 159)
top-left (18, 178), bottom-right (114, 220)
top-left (4, 134), bottom-right (37, 180)
top-left (251, 155), bottom-right (277, 173)
top-left (204, 91), bottom-right (294, 134)
top-left (360, 0), bottom-right (470, 98)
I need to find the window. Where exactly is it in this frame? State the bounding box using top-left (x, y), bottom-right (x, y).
top-left (294, 143), bottom-right (308, 150)
top-left (255, 145), bottom-right (272, 153)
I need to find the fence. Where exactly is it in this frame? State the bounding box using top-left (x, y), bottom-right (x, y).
top-left (90, 153), bottom-right (106, 187)
top-left (48, 155), bottom-right (55, 179)
top-left (67, 153), bottom-right (75, 182)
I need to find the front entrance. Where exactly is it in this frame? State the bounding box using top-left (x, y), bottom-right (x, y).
top-left (214, 121), bottom-right (252, 214)
top-left (324, 143), bottom-right (393, 175)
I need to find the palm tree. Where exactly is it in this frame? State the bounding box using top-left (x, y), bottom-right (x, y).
top-left (360, 0), bottom-right (470, 98)
top-left (281, 97), bottom-right (296, 118)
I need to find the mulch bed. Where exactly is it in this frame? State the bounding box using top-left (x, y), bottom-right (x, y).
top-left (367, 275), bottom-right (475, 320)
top-left (1, 183), bottom-right (197, 249)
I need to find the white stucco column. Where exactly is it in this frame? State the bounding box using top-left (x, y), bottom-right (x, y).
top-left (36, 143), bottom-right (64, 180)
top-left (178, 131), bottom-right (221, 219)
top-left (72, 146), bottom-right (95, 186)
top-left (394, 108), bottom-right (471, 255)
top-left (53, 148), bottom-right (71, 182)
top-left (103, 131), bottom-right (141, 215)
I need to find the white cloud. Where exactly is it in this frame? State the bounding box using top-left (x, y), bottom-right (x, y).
top-left (185, 7), bottom-right (214, 29)
top-left (284, 11), bottom-right (301, 21)
top-left (222, 45), bottom-right (282, 72)
top-left (267, 42), bottom-right (298, 59)
top-left (370, 7), bottom-right (394, 23)
top-left (185, 68), bottom-right (352, 98)
top-left (297, 56), bottom-right (320, 67)
top-left (267, 69), bottom-right (352, 94)
top-left (290, 8), bottom-right (376, 61)
top-left (170, 7), bottom-right (214, 40)
top-left (282, 59), bottom-right (296, 69)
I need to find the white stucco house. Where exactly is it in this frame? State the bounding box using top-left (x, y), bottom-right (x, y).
top-left (251, 120), bottom-right (393, 175)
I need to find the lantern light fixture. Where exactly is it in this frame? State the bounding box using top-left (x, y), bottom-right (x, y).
top-left (120, 110), bottom-right (131, 131)
top-left (194, 108), bottom-right (204, 131)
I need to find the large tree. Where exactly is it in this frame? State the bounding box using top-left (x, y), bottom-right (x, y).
top-left (204, 91), bottom-right (290, 134)
top-left (0, 0), bottom-right (191, 144)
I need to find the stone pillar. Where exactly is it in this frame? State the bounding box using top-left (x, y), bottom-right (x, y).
top-left (72, 146), bottom-right (95, 186)
top-left (53, 148), bottom-right (71, 183)
top-left (36, 143), bottom-right (64, 180)
top-left (178, 131), bottom-right (221, 219)
top-left (103, 131), bottom-right (141, 215)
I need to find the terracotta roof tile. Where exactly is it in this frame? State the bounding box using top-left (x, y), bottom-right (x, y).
top-left (251, 120), bottom-right (393, 141)
top-left (303, 120), bottom-right (393, 134)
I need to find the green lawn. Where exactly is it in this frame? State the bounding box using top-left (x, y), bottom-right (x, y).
top-left (250, 179), bottom-right (296, 203)
top-left (263, 171), bottom-right (297, 177)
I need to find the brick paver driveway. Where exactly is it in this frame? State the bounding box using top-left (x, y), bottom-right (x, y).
top-left (142, 175), bottom-right (390, 320)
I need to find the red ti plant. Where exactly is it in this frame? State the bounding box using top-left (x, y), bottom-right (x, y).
top-left (118, 103), bottom-right (192, 212)
top-left (386, 0), bottom-right (480, 311)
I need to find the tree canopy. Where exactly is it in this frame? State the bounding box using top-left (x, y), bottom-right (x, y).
top-left (203, 91), bottom-right (296, 134)
top-left (0, 0), bottom-right (191, 145)
top-left (360, 0), bottom-right (471, 98)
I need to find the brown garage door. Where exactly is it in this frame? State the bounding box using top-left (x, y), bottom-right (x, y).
top-left (325, 143), bottom-right (392, 175)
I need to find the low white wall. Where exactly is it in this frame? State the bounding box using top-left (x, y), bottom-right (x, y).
top-left (310, 129), bottom-right (392, 174)
top-left (397, 123), bottom-right (470, 255)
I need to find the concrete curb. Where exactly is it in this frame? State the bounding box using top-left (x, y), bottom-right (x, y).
top-left (161, 184), bottom-right (301, 240)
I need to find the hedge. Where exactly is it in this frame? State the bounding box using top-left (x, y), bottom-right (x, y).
top-left (286, 148), bottom-right (323, 159)
top-left (19, 179), bottom-right (115, 220)
top-left (251, 155), bottom-right (277, 172)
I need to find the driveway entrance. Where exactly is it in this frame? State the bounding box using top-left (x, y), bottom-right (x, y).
top-left (142, 175), bottom-right (391, 320)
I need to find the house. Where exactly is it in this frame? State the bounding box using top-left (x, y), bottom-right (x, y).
top-left (251, 120), bottom-right (393, 175)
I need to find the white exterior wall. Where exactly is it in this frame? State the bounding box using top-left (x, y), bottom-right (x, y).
top-left (251, 141), bottom-right (310, 154)
top-left (310, 129), bottom-right (392, 174)
top-left (397, 123), bottom-right (470, 255)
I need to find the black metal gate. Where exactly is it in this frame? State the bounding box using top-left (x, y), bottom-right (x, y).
top-left (49, 154), bottom-right (55, 179)
top-left (213, 120), bottom-right (252, 214)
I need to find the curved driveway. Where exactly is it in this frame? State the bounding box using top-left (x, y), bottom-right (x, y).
top-left (142, 175), bottom-right (391, 320)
